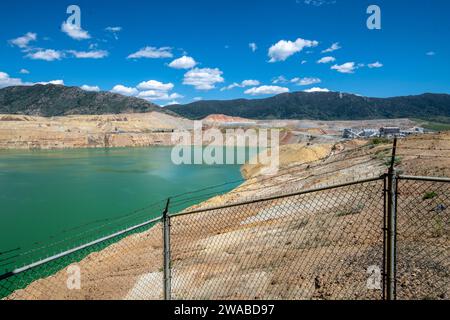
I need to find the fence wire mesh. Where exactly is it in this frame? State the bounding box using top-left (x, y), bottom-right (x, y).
top-left (396, 177), bottom-right (450, 300)
top-left (0, 220), bottom-right (163, 300)
top-left (1, 175), bottom-right (448, 300)
top-left (170, 178), bottom-right (385, 300)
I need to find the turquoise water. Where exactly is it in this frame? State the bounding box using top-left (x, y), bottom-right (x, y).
top-left (0, 147), bottom-right (244, 273)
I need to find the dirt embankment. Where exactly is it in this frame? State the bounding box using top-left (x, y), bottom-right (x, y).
top-left (0, 113), bottom-right (193, 149)
top-left (6, 132), bottom-right (450, 300)
top-left (241, 143), bottom-right (334, 179)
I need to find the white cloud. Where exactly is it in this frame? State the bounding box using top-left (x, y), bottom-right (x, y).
top-left (244, 85), bottom-right (289, 96)
top-left (0, 72), bottom-right (68, 88)
top-left (81, 85), bottom-right (101, 92)
top-left (291, 77), bottom-right (321, 86)
top-left (0, 73), bottom-right (68, 88)
top-left (220, 83), bottom-right (238, 91)
top-left (301, 60), bottom-right (308, 64)
top-left (110, 79), bottom-right (182, 101)
top-left (272, 75), bottom-right (288, 84)
top-left (0, 72), bottom-right (24, 88)
top-left (105, 26), bottom-right (122, 40)
top-left (242, 80), bottom-right (260, 87)
top-left (317, 56), bottom-right (336, 64)
top-left (304, 87), bottom-right (330, 93)
top-left (331, 62), bottom-right (357, 74)
top-left (426, 51), bottom-right (436, 56)
top-left (183, 68), bottom-right (224, 90)
top-left (36, 80), bottom-right (65, 86)
top-left (127, 46), bottom-right (173, 59)
top-left (168, 56), bottom-right (197, 69)
top-left (138, 91), bottom-right (183, 101)
top-left (268, 38), bottom-right (318, 62)
top-left (61, 22), bottom-right (91, 40)
top-left (135, 80), bottom-right (183, 101)
top-left (105, 26), bottom-right (122, 32)
top-left (111, 85), bottom-right (138, 96)
top-left (221, 79), bottom-right (260, 91)
top-left (19, 69), bottom-right (30, 74)
top-left (26, 49), bottom-right (63, 61)
top-left (169, 93), bottom-right (184, 100)
top-left (304, 0), bottom-right (337, 6)
top-left (9, 32), bottom-right (37, 49)
top-left (321, 42), bottom-right (341, 53)
top-left (193, 97), bottom-right (203, 101)
top-left (368, 61), bottom-right (383, 68)
top-left (137, 80), bottom-right (174, 91)
top-left (68, 50), bottom-right (109, 59)
top-left (273, 76), bottom-right (321, 86)
top-left (162, 100), bottom-right (180, 106)
top-left (249, 42), bottom-right (257, 52)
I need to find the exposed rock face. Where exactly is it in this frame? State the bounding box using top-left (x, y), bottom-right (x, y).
top-left (0, 112), bottom-right (193, 149)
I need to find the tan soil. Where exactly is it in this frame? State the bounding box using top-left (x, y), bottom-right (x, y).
top-left (203, 114), bottom-right (256, 124)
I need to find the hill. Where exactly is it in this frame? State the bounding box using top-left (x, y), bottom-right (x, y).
top-left (166, 91), bottom-right (450, 121)
top-left (0, 84), bottom-right (167, 117)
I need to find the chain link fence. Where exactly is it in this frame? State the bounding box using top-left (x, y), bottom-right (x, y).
top-left (396, 176), bottom-right (450, 300)
top-left (170, 177), bottom-right (385, 300)
top-left (0, 175), bottom-right (448, 300)
top-left (0, 219), bottom-right (163, 300)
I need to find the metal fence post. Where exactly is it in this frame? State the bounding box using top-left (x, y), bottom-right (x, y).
top-left (162, 198), bottom-right (172, 300)
top-left (386, 138), bottom-right (398, 300)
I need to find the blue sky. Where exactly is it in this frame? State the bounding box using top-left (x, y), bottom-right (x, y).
top-left (0, 0), bottom-right (449, 105)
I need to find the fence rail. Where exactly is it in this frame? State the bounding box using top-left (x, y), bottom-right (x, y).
top-left (0, 174), bottom-right (449, 300)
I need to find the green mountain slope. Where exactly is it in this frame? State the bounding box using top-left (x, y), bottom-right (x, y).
top-left (166, 91), bottom-right (450, 120)
top-left (0, 84), bottom-right (167, 117)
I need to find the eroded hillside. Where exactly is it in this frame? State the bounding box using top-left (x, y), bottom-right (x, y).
top-left (0, 113), bottom-right (193, 149)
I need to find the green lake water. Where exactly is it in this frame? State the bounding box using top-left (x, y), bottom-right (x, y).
top-left (0, 147), bottom-right (244, 275)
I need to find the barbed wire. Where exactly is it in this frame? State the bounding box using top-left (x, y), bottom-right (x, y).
top-left (0, 199), bottom-right (167, 269)
top-left (0, 248), bottom-right (20, 256)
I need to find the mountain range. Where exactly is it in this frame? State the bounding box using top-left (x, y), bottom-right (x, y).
top-left (1, 85), bottom-right (449, 121)
top-left (0, 84), bottom-right (164, 117)
top-left (166, 91), bottom-right (450, 121)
